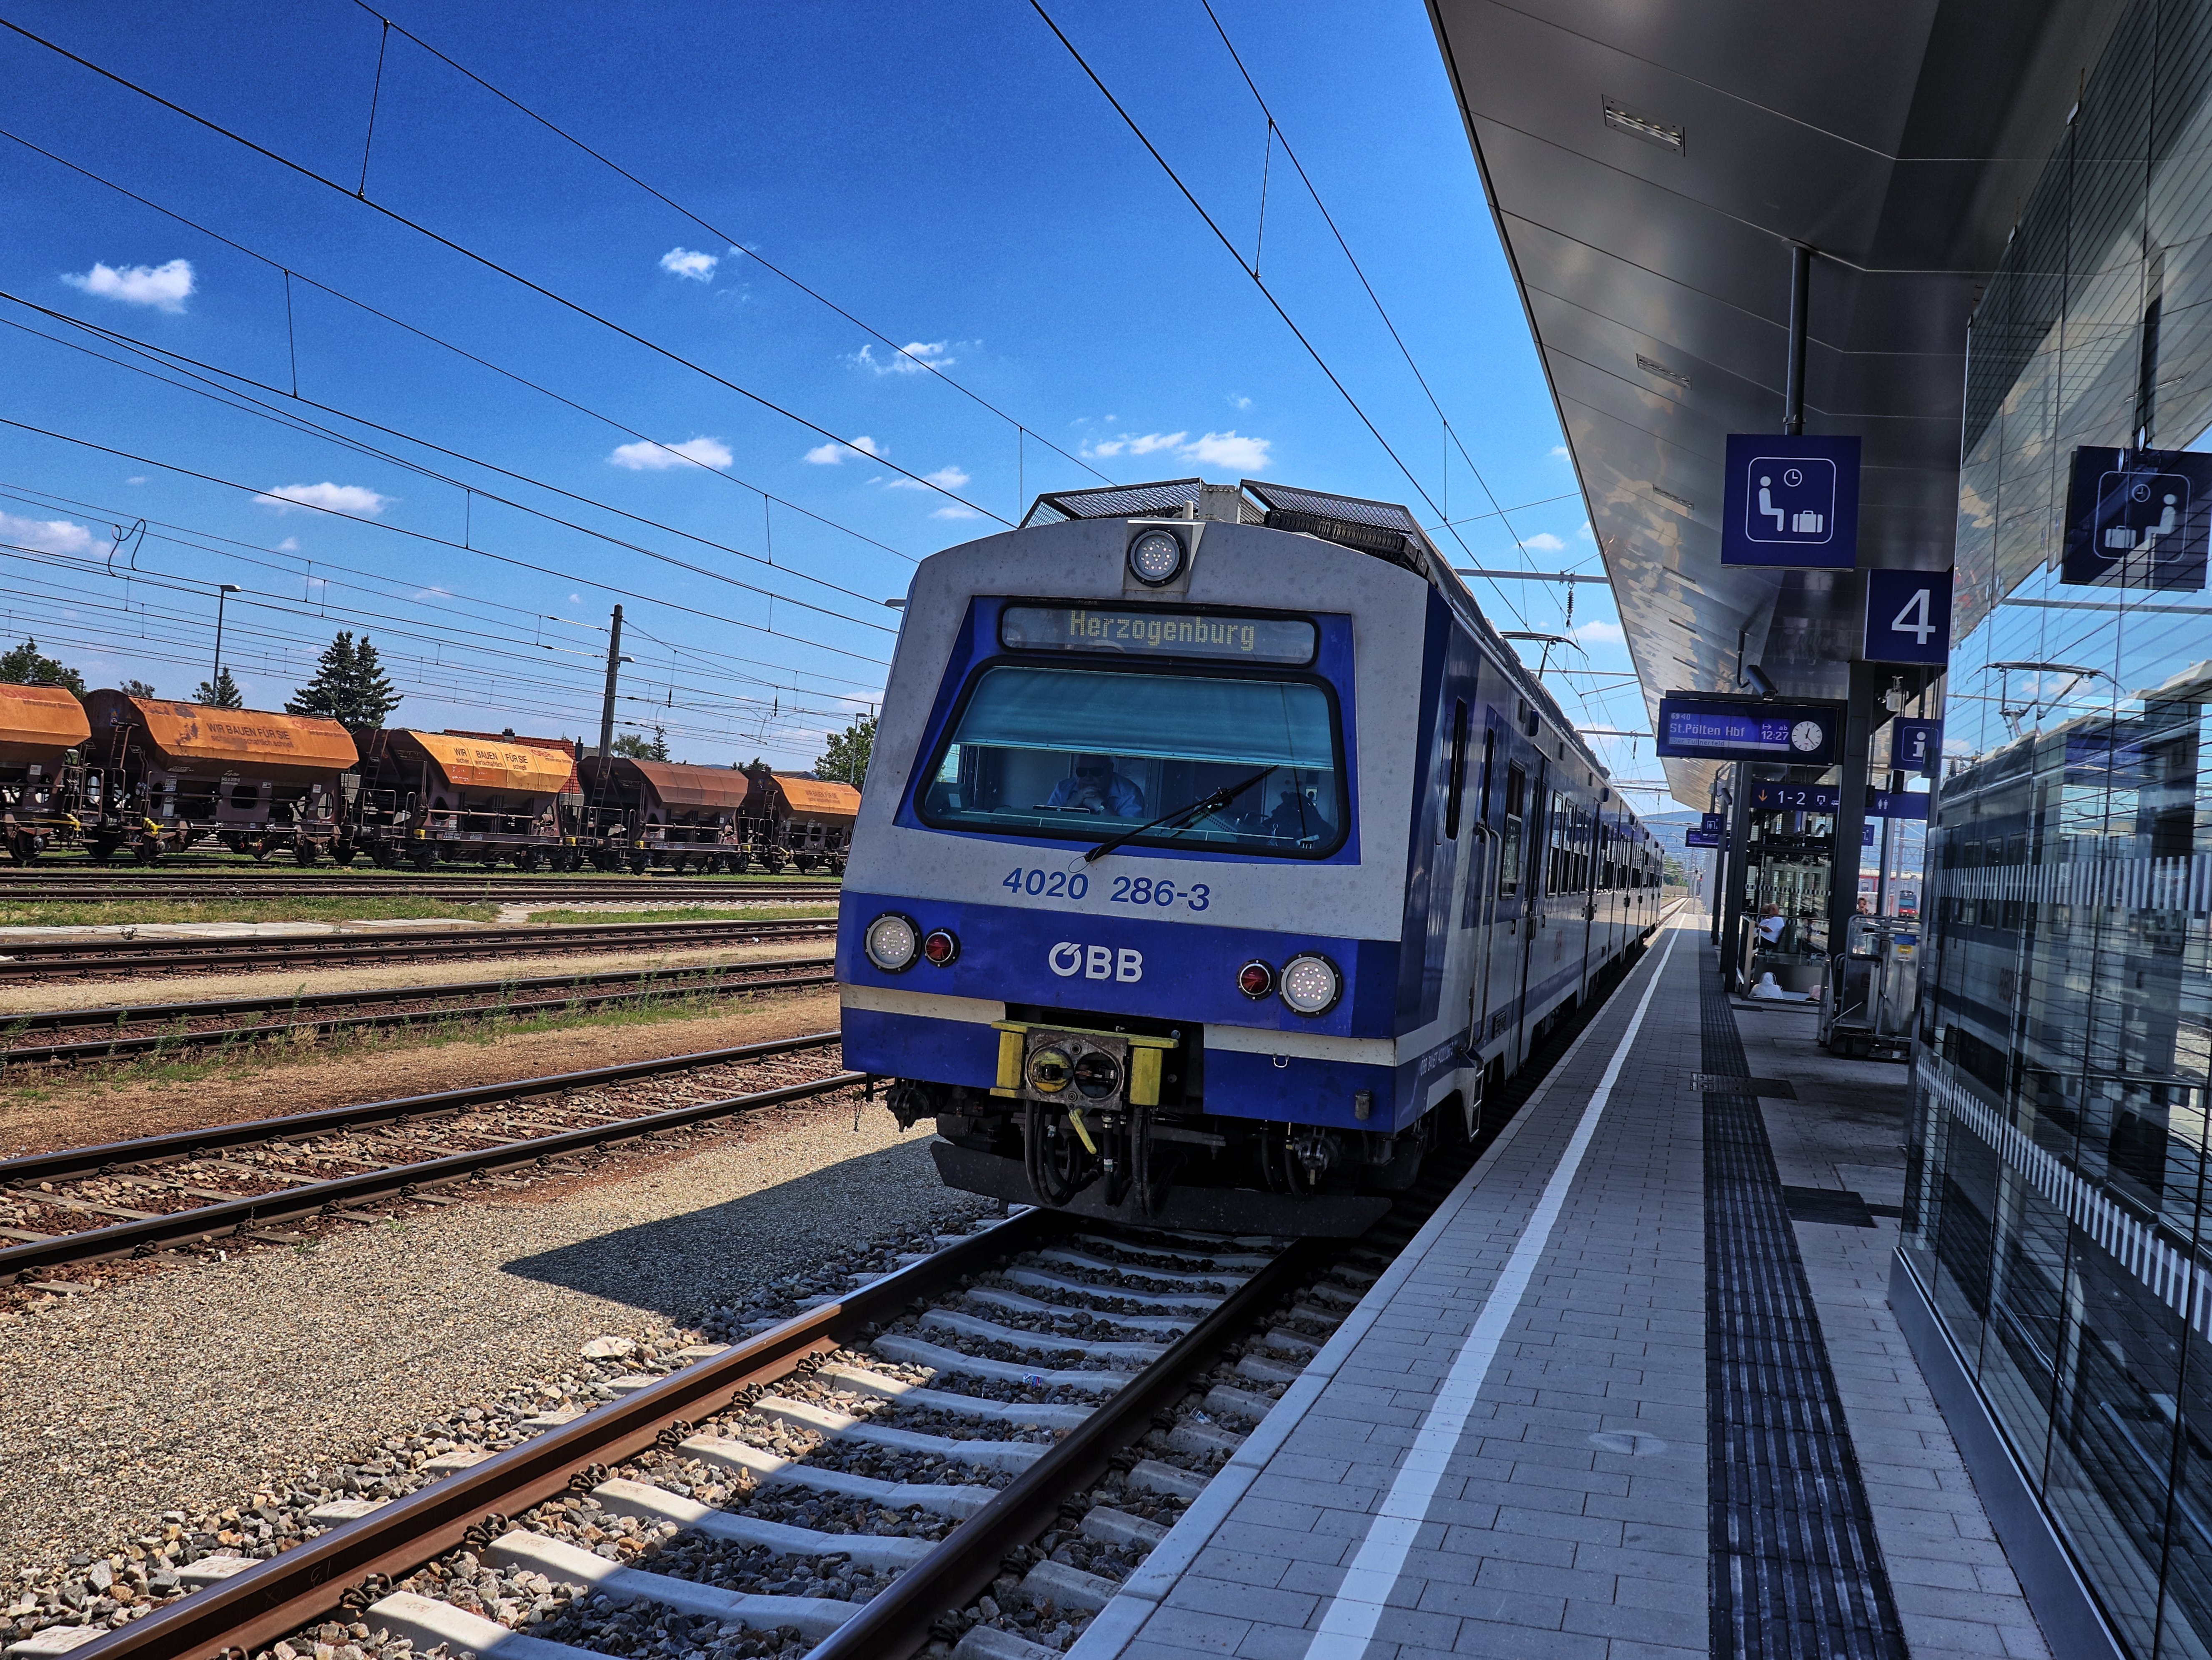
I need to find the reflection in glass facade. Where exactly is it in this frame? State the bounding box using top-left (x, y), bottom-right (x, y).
top-left (1913, 5), bottom-right (2212, 1657)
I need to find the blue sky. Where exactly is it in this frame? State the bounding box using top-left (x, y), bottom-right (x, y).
top-left (0, 0), bottom-right (1646, 779)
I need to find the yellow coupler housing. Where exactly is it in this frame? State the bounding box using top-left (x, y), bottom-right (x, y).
top-left (990, 1018), bottom-right (1176, 1106)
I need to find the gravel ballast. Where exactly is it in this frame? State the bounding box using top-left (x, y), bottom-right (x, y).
top-left (0, 1090), bottom-right (986, 1597)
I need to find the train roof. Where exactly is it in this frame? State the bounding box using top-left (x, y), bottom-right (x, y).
top-left (1018, 476), bottom-right (1618, 806)
top-left (85, 692), bottom-right (357, 780)
top-left (0, 682), bottom-right (91, 767)
top-left (581, 755), bottom-right (749, 812)
top-left (761, 774), bottom-right (861, 818)
top-left (386, 730), bottom-right (577, 795)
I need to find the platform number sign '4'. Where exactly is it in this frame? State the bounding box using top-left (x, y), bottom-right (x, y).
top-left (1862, 568), bottom-right (1953, 665)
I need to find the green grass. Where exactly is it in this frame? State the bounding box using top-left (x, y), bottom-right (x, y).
top-left (524, 904), bottom-right (838, 925)
top-left (0, 975), bottom-right (825, 1100)
top-left (0, 897), bottom-right (505, 928)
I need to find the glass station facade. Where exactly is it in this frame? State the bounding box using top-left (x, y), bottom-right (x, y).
top-left (1909, 4), bottom-right (2212, 1655)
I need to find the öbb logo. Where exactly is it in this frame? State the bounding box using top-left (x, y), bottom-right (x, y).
top-left (1049, 943), bottom-right (1143, 982)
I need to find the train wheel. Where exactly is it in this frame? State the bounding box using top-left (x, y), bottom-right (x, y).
top-left (627, 853), bottom-right (650, 875)
top-left (291, 841), bottom-right (319, 867)
top-left (331, 843), bottom-right (358, 867)
top-left (132, 842), bottom-right (162, 865)
top-left (413, 847), bottom-right (437, 871)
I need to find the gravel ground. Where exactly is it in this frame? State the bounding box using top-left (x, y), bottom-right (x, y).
top-left (0, 938), bottom-right (832, 1017)
top-left (0, 988), bottom-right (843, 1156)
top-left (0, 1087), bottom-right (988, 1590)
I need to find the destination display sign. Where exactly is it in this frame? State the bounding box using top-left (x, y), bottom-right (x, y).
top-left (1001, 606), bottom-right (1317, 664)
top-left (1685, 829), bottom-right (1722, 848)
top-left (1655, 696), bottom-right (1842, 766)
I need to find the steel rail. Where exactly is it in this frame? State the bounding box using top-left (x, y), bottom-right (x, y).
top-left (0, 917), bottom-right (836, 978)
top-left (0, 1058), bottom-right (864, 1282)
top-left (0, 960), bottom-right (836, 1067)
top-left (10, 957), bottom-right (830, 1031)
top-left (0, 1031), bottom-right (841, 1188)
top-left (58, 1206), bottom-right (1064, 1660)
top-left (809, 1235), bottom-right (1329, 1660)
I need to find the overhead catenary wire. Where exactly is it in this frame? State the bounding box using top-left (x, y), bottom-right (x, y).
top-left (0, 294), bottom-right (904, 633)
top-left (0, 18), bottom-right (1012, 525)
top-left (343, 3), bottom-right (1116, 491)
top-left (0, 122), bottom-right (920, 570)
top-left (0, 413), bottom-right (894, 671)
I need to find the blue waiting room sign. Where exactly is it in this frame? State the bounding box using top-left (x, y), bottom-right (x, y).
top-left (1720, 434), bottom-right (1861, 569)
top-left (2062, 446), bottom-right (2212, 590)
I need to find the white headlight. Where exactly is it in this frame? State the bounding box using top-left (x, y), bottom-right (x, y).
top-left (864, 912), bottom-right (920, 972)
top-left (1279, 953), bottom-right (1341, 1016)
top-left (1127, 529), bottom-right (1184, 586)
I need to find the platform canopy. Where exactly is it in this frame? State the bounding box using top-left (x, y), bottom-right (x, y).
top-left (1427, 0), bottom-right (2122, 805)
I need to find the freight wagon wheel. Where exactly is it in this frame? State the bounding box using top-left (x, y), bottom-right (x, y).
top-left (412, 846), bottom-right (437, 871)
top-left (330, 843), bottom-right (358, 867)
top-left (766, 847), bottom-right (790, 874)
top-left (131, 842), bottom-right (161, 865)
top-left (627, 852), bottom-right (651, 875)
top-left (290, 841), bottom-right (319, 867)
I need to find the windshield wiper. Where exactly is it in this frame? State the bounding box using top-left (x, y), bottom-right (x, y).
top-left (1082, 765), bottom-right (1277, 865)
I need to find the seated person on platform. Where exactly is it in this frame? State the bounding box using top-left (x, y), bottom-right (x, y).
top-left (1260, 784), bottom-right (1334, 843)
top-left (1756, 903), bottom-right (1787, 945)
top-left (1044, 753), bottom-right (1146, 816)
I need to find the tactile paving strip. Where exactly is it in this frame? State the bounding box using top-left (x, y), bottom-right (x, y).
top-left (1701, 947), bottom-right (1906, 1660)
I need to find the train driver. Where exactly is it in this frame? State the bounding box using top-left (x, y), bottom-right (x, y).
top-left (1044, 753), bottom-right (1146, 816)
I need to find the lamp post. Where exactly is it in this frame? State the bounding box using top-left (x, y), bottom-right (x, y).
top-left (211, 584), bottom-right (241, 692)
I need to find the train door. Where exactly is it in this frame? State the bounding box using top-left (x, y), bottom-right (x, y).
top-left (1432, 692), bottom-right (1481, 1066)
top-left (1512, 754), bottom-right (1550, 1066)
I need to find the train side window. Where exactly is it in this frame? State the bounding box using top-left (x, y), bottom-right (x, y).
top-left (1499, 762), bottom-right (1525, 896)
top-left (1444, 699), bottom-right (1469, 839)
top-left (1477, 727), bottom-right (1496, 820)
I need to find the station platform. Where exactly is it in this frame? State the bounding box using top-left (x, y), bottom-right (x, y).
top-left (1071, 910), bottom-right (2050, 1660)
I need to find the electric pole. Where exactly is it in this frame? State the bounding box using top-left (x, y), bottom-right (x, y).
top-left (597, 604), bottom-right (625, 759)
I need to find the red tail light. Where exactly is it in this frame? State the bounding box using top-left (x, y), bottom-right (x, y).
top-left (1237, 960), bottom-right (1274, 999)
top-left (922, 928), bottom-right (960, 967)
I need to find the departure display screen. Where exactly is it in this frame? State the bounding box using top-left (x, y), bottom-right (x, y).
top-left (1001, 606), bottom-right (1316, 665)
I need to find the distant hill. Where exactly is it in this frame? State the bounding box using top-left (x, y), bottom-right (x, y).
top-left (1638, 808), bottom-right (1707, 871)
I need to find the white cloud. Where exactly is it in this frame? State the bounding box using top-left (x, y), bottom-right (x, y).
top-left (126, 475), bottom-right (148, 486)
top-left (569, 593), bottom-right (582, 603)
top-left (1083, 428), bottom-right (1272, 473)
top-left (276, 537), bottom-right (301, 552)
top-left (1571, 619), bottom-right (1625, 644)
top-left (1550, 444), bottom-right (1569, 459)
top-left (889, 465), bottom-right (972, 492)
top-left (931, 505), bottom-right (982, 520)
top-left (658, 246), bottom-right (718, 282)
top-left (1086, 431), bottom-right (1188, 459)
top-left (63, 257), bottom-right (195, 313)
top-left (1184, 430), bottom-right (1272, 472)
top-left (0, 510), bottom-right (96, 554)
top-left (1228, 393), bottom-right (1252, 411)
top-left (607, 435), bottom-right (732, 471)
top-left (254, 482), bottom-right (391, 516)
top-left (856, 340), bottom-right (953, 376)
top-left (804, 434), bottom-right (883, 465)
top-left (1519, 532), bottom-right (1566, 552)
top-left (1578, 520), bottom-right (1595, 540)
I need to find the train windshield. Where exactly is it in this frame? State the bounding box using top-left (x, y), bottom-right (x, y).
top-left (919, 663), bottom-right (1346, 856)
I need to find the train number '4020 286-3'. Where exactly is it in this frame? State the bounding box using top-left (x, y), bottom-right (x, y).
top-left (1000, 868), bottom-right (1214, 910)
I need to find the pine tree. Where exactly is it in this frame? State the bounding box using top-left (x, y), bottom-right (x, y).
top-left (609, 726), bottom-right (671, 761)
top-left (288, 630), bottom-right (401, 732)
top-left (814, 715), bottom-right (875, 787)
top-left (0, 638), bottom-right (85, 696)
top-left (193, 668), bottom-right (244, 707)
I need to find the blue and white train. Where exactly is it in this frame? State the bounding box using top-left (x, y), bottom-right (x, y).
top-left (838, 479), bottom-right (1665, 1234)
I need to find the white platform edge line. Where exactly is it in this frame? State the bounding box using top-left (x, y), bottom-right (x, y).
top-left (1065, 912), bottom-right (1692, 1660)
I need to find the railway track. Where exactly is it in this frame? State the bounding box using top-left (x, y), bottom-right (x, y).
top-left (0, 877), bottom-right (843, 903)
top-left (0, 955), bottom-right (836, 1066)
top-left (11, 927), bottom-right (1670, 1660)
top-left (0, 916), bottom-right (838, 980)
top-left (0, 1032), bottom-right (860, 1287)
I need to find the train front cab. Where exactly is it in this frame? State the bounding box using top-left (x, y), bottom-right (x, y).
top-left (838, 495), bottom-right (1652, 1235)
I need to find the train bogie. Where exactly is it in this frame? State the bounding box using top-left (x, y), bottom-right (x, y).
top-left (840, 479), bottom-right (1665, 1235)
